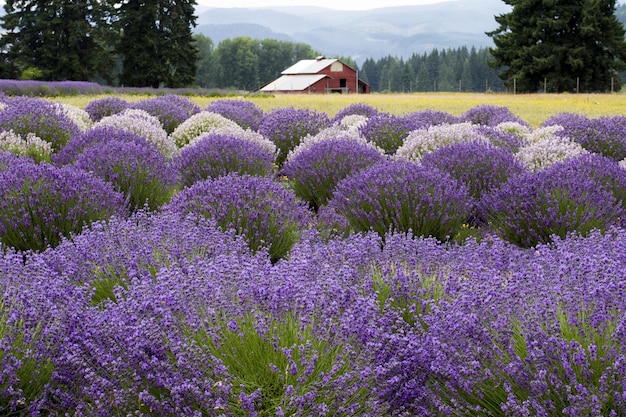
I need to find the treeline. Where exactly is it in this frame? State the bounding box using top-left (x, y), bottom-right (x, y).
top-left (359, 47), bottom-right (505, 93)
top-left (194, 34), bottom-right (504, 93)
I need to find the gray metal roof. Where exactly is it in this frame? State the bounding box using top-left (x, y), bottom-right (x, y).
top-left (260, 74), bottom-right (328, 92)
top-left (281, 58), bottom-right (338, 75)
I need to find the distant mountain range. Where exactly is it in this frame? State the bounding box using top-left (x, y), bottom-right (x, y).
top-left (194, 0), bottom-right (512, 64)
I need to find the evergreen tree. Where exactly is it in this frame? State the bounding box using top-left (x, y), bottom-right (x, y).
top-left (488, 0), bottom-right (626, 93)
top-left (0, 0), bottom-right (116, 81)
top-left (117, 0), bottom-right (198, 88)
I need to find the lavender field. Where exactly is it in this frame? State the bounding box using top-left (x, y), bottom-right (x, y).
top-left (0, 94), bottom-right (625, 416)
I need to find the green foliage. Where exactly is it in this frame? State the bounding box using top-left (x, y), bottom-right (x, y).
top-left (0, 0), bottom-right (117, 82)
top-left (116, 0), bottom-right (198, 88)
top-left (0, 301), bottom-right (54, 413)
top-left (488, 0), bottom-right (626, 93)
top-left (190, 310), bottom-right (369, 415)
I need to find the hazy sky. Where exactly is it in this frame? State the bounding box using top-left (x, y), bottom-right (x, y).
top-left (197, 0), bottom-right (448, 10)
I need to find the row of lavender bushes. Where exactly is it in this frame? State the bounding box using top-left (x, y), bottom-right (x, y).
top-left (0, 79), bottom-right (256, 98)
top-left (0, 94), bottom-right (625, 415)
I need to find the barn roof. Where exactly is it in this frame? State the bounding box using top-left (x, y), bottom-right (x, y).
top-left (281, 58), bottom-right (338, 75)
top-left (260, 74), bottom-right (328, 92)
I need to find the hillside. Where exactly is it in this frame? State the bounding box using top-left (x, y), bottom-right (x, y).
top-left (194, 0), bottom-right (511, 64)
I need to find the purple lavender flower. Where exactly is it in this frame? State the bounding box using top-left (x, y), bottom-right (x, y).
top-left (73, 139), bottom-right (179, 211)
top-left (83, 97), bottom-right (130, 122)
top-left (175, 133), bottom-right (275, 187)
top-left (281, 137), bottom-right (386, 211)
top-left (403, 109), bottom-right (459, 129)
top-left (132, 94), bottom-right (200, 134)
top-left (357, 112), bottom-right (418, 154)
top-left (53, 126), bottom-right (155, 166)
top-left (205, 99), bottom-right (264, 131)
top-left (331, 103), bottom-right (379, 124)
top-left (0, 96), bottom-right (81, 151)
top-left (165, 173), bottom-right (312, 262)
top-left (480, 153), bottom-right (626, 247)
top-left (328, 160), bottom-right (471, 241)
top-left (0, 163), bottom-right (127, 251)
top-left (460, 104), bottom-right (527, 126)
top-left (551, 115), bottom-right (626, 161)
top-left (258, 107), bottom-right (330, 166)
top-left (419, 141), bottom-right (527, 222)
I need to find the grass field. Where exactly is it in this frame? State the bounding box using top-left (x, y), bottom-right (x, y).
top-left (56, 92), bottom-right (626, 127)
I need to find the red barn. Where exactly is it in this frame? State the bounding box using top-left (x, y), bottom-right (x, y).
top-left (260, 57), bottom-right (370, 94)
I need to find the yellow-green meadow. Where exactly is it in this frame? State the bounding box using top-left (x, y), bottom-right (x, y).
top-left (56, 92), bottom-right (626, 127)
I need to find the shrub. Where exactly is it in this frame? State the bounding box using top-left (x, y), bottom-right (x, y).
top-left (258, 107), bottom-right (330, 166)
top-left (480, 154), bottom-right (626, 247)
top-left (73, 139), bottom-right (178, 211)
top-left (331, 102), bottom-right (379, 124)
top-left (419, 141), bottom-right (527, 203)
top-left (515, 129), bottom-right (589, 172)
top-left (84, 97), bottom-right (129, 122)
top-left (0, 96), bottom-right (81, 151)
top-left (132, 94), bottom-right (200, 134)
top-left (328, 160), bottom-right (471, 241)
top-left (165, 174), bottom-right (312, 262)
top-left (281, 137), bottom-right (386, 211)
top-left (460, 104), bottom-right (527, 126)
top-left (170, 110), bottom-right (243, 147)
top-left (0, 130), bottom-right (52, 163)
top-left (93, 109), bottom-right (177, 157)
top-left (0, 163), bottom-right (127, 251)
top-left (403, 109), bottom-right (459, 129)
top-left (357, 112), bottom-right (417, 154)
top-left (573, 115), bottom-right (626, 161)
top-left (396, 122), bottom-right (487, 160)
top-left (53, 126), bottom-right (154, 166)
top-left (175, 133), bottom-right (275, 187)
top-left (205, 99), bottom-right (264, 131)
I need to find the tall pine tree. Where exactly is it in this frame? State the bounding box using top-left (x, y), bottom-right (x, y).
top-left (0, 0), bottom-right (116, 81)
top-left (116, 0), bottom-right (198, 88)
top-left (488, 0), bottom-right (626, 93)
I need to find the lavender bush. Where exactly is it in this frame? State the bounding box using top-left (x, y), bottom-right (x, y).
top-left (93, 109), bottom-right (177, 157)
top-left (574, 116), bottom-right (626, 161)
top-left (480, 154), bottom-right (626, 247)
top-left (0, 162), bottom-right (127, 251)
top-left (0, 96), bottom-right (81, 151)
top-left (53, 126), bottom-right (155, 166)
top-left (73, 139), bottom-right (178, 211)
top-left (403, 109), bottom-right (459, 129)
top-left (328, 160), bottom-right (471, 241)
top-left (205, 99), bottom-right (264, 131)
top-left (396, 122), bottom-right (488, 160)
top-left (175, 133), bottom-right (275, 187)
top-left (357, 112), bottom-right (418, 154)
top-left (331, 102), bottom-right (379, 124)
top-left (258, 107), bottom-right (330, 166)
top-left (281, 137), bottom-right (386, 210)
top-left (132, 94), bottom-right (200, 134)
top-left (84, 96), bottom-right (129, 122)
top-left (460, 104), bottom-right (527, 126)
top-left (419, 141), bottom-right (527, 222)
top-left (0, 130), bottom-right (52, 163)
top-left (166, 174), bottom-right (312, 262)
top-left (170, 110), bottom-right (243, 147)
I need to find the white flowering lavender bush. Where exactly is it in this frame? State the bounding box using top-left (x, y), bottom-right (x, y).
top-left (170, 111), bottom-right (242, 147)
top-left (396, 122), bottom-right (487, 160)
top-left (0, 130), bottom-right (52, 163)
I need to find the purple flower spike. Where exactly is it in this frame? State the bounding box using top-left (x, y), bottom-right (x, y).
top-left (281, 137), bottom-right (385, 210)
top-left (258, 107), bottom-right (330, 166)
top-left (166, 173), bottom-right (312, 262)
top-left (205, 99), bottom-right (264, 131)
top-left (0, 163), bottom-right (127, 251)
top-left (175, 133), bottom-right (275, 187)
top-left (328, 159), bottom-right (471, 241)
